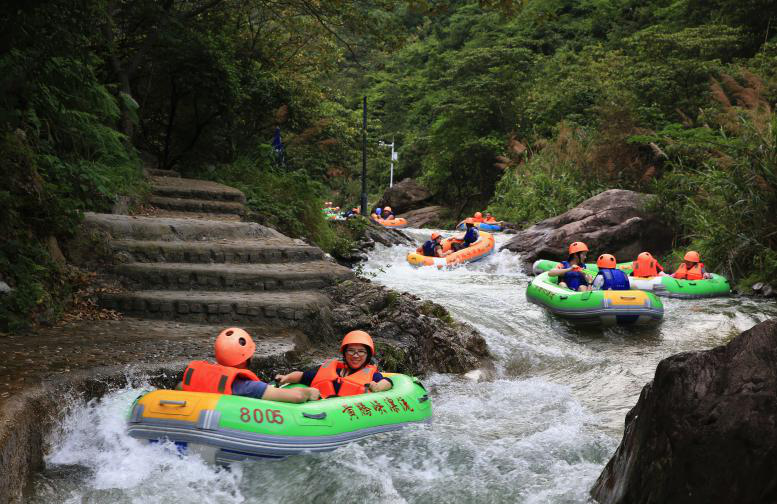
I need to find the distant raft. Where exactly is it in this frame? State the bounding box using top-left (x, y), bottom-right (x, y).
top-left (526, 271), bottom-right (664, 326)
top-left (456, 221), bottom-right (502, 232)
top-left (127, 374), bottom-right (431, 464)
top-left (376, 217), bottom-right (408, 228)
top-left (532, 259), bottom-right (731, 299)
top-left (406, 231), bottom-right (495, 268)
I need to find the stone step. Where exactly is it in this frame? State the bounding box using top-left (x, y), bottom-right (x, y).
top-left (115, 261), bottom-right (353, 291)
top-left (151, 176), bottom-right (246, 203)
top-left (84, 213), bottom-right (284, 241)
top-left (99, 290), bottom-right (329, 325)
top-left (149, 196), bottom-right (245, 215)
top-left (147, 168), bottom-right (180, 177)
top-left (149, 210), bottom-right (243, 221)
top-left (110, 239), bottom-right (325, 264)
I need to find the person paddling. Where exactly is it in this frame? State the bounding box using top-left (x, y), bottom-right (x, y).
top-left (275, 330), bottom-right (392, 398)
top-left (548, 242), bottom-right (593, 291)
top-left (178, 327), bottom-right (320, 403)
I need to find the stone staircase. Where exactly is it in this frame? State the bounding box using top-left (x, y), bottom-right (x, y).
top-left (89, 172), bottom-right (353, 334)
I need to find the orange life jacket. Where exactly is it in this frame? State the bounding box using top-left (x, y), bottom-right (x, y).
top-left (473, 216), bottom-right (484, 223)
top-left (631, 257), bottom-right (664, 278)
top-left (485, 217), bottom-right (497, 223)
top-left (310, 359), bottom-right (377, 399)
top-left (673, 262), bottom-right (704, 280)
top-left (181, 360), bottom-right (260, 395)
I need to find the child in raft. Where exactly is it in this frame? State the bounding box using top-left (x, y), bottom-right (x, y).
top-left (592, 254), bottom-right (630, 290)
top-left (421, 232), bottom-right (451, 258)
top-left (178, 327), bottom-right (320, 403)
top-left (673, 251), bottom-right (712, 280)
top-left (370, 207), bottom-right (383, 222)
top-left (275, 330), bottom-right (393, 398)
top-left (548, 241), bottom-right (593, 291)
top-left (631, 251), bottom-right (668, 278)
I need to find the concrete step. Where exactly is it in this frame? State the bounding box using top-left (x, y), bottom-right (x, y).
top-left (98, 290), bottom-right (329, 324)
top-left (151, 176), bottom-right (246, 203)
top-left (110, 239), bottom-right (325, 264)
top-left (115, 261), bottom-right (353, 290)
top-left (147, 169), bottom-right (180, 177)
top-left (149, 196), bottom-right (245, 215)
top-left (84, 213), bottom-right (284, 241)
top-left (148, 210), bottom-right (243, 221)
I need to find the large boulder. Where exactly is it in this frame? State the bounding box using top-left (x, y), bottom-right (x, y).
top-left (377, 178), bottom-right (432, 213)
top-left (401, 205), bottom-right (447, 228)
top-left (591, 319), bottom-right (777, 504)
top-left (322, 279), bottom-right (489, 375)
top-left (501, 189), bottom-right (671, 268)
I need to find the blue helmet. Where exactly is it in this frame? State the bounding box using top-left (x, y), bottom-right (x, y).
top-left (376, 208), bottom-right (382, 215)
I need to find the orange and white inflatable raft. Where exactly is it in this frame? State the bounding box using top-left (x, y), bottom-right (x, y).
top-left (406, 232), bottom-right (495, 268)
top-left (377, 217), bottom-right (408, 228)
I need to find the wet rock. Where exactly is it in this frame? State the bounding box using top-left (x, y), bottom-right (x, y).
top-left (501, 189), bottom-right (672, 270)
top-left (377, 178), bottom-right (432, 213)
top-left (401, 205), bottom-right (447, 228)
top-left (762, 284), bottom-right (775, 297)
top-left (591, 319), bottom-right (777, 504)
top-left (752, 282), bottom-right (764, 292)
top-left (323, 279), bottom-right (489, 376)
top-left (331, 221), bottom-right (414, 266)
top-left (0, 282), bottom-right (11, 295)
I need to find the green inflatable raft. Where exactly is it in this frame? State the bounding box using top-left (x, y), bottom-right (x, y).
top-left (527, 270), bottom-right (664, 326)
top-left (532, 259), bottom-right (731, 299)
top-left (127, 373), bottom-right (431, 464)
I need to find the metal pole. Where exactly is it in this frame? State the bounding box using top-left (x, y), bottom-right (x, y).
top-left (389, 136), bottom-right (394, 188)
top-left (360, 96), bottom-right (368, 216)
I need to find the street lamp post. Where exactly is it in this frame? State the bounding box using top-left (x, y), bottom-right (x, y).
top-left (380, 137), bottom-right (398, 188)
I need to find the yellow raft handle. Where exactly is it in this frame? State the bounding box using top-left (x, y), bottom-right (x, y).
top-left (159, 400), bottom-right (187, 407)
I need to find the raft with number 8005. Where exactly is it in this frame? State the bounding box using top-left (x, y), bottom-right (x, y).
top-left (532, 259), bottom-right (731, 299)
top-left (406, 232), bottom-right (495, 268)
top-left (126, 373), bottom-right (431, 464)
top-left (526, 271), bottom-right (664, 326)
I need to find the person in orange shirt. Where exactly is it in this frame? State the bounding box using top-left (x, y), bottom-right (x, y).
top-left (275, 331), bottom-right (392, 398)
top-left (472, 211), bottom-right (484, 223)
top-left (178, 328), bottom-right (320, 403)
top-left (631, 252), bottom-right (668, 278)
top-left (484, 212), bottom-right (498, 223)
top-left (672, 251), bottom-right (711, 280)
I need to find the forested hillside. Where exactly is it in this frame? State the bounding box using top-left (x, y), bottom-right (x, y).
top-left (2, 0), bottom-right (777, 329)
top-left (367, 0), bottom-right (777, 287)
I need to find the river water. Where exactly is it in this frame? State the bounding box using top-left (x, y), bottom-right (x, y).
top-left (29, 230), bottom-right (777, 503)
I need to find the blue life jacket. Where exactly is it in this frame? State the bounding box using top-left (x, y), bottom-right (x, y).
top-left (560, 260), bottom-right (587, 291)
top-left (597, 268), bottom-right (630, 291)
top-left (422, 240), bottom-right (437, 257)
top-left (463, 227), bottom-right (479, 245)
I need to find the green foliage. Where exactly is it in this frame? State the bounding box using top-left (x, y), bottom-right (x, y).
top-left (648, 73), bottom-right (777, 285)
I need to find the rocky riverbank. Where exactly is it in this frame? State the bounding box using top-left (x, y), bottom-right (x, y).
top-left (0, 171), bottom-right (489, 503)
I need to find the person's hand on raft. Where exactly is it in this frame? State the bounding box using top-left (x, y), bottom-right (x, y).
top-left (274, 371), bottom-right (302, 386)
top-left (368, 380), bottom-right (392, 393)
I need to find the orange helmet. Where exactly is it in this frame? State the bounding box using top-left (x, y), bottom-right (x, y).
top-left (215, 327), bottom-right (255, 367)
top-left (384, 206), bottom-right (392, 212)
top-left (474, 212), bottom-right (483, 218)
top-left (431, 232), bottom-right (441, 240)
top-left (568, 242), bottom-right (589, 255)
top-left (340, 330), bottom-right (375, 355)
top-left (597, 254), bottom-right (617, 268)
top-left (684, 250), bottom-right (700, 263)
top-left (638, 252), bottom-right (653, 260)
top-left (465, 218), bottom-right (475, 225)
